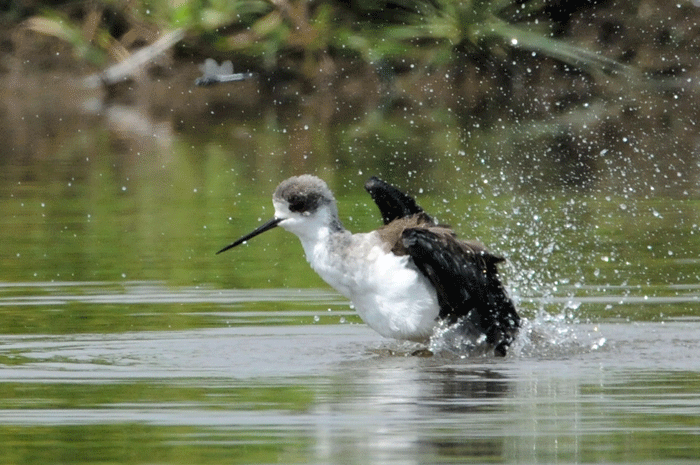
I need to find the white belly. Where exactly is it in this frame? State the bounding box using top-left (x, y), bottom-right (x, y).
top-left (304, 232), bottom-right (440, 341)
top-left (349, 252), bottom-right (440, 341)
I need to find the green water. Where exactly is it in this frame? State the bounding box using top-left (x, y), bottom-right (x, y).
top-left (0, 72), bottom-right (699, 464)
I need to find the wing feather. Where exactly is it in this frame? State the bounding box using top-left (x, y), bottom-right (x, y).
top-left (364, 176), bottom-right (430, 224)
top-left (402, 228), bottom-right (520, 356)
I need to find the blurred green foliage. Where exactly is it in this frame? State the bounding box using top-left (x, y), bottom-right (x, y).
top-left (13, 0), bottom-right (623, 77)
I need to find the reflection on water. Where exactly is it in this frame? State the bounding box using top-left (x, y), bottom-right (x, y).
top-left (0, 62), bottom-right (699, 463)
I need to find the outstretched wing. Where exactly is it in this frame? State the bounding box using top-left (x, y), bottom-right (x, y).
top-left (402, 228), bottom-right (520, 356)
top-left (364, 176), bottom-right (431, 225)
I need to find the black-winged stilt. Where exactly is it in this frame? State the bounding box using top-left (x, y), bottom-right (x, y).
top-left (217, 175), bottom-right (520, 356)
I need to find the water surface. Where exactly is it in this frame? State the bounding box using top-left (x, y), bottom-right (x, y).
top-left (0, 280), bottom-right (698, 464)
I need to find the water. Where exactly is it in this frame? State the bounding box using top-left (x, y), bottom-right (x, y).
top-left (1, 69), bottom-right (699, 463)
top-left (0, 282), bottom-right (698, 463)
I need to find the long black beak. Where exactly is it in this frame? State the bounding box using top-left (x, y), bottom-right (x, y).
top-left (216, 217), bottom-right (284, 254)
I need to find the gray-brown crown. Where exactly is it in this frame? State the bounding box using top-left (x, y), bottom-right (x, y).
top-left (273, 175), bottom-right (336, 214)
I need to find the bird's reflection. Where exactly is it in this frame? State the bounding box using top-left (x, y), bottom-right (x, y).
top-left (311, 354), bottom-right (515, 464)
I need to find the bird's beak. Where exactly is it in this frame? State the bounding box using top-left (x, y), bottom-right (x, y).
top-left (216, 217), bottom-right (284, 254)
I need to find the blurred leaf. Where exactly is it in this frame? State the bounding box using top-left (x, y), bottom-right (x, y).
top-left (170, 3), bottom-right (197, 28)
top-left (25, 16), bottom-right (74, 42)
top-left (477, 19), bottom-right (632, 77)
top-left (252, 9), bottom-right (285, 37)
top-left (25, 14), bottom-right (107, 65)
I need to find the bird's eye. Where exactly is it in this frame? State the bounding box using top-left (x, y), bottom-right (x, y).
top-left (288, 195), bottom-right (306, 213)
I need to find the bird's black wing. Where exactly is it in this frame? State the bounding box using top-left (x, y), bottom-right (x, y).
top-left (402, 228), bottom-right (520, 356)
top-left (364, 176), bottom-right (431, 225)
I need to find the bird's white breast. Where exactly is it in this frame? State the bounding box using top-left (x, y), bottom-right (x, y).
top-left (301, 230), bottom-right (440, 341)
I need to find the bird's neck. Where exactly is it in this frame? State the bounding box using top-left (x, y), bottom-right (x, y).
top-left (297, 225), bottom-right (354, 298)
top-left (293, 215), bottom-right (343, 248)
top-left (297, 222), bottom-right (346, 261)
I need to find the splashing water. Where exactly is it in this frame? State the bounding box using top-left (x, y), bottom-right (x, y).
top-left (428, 320), bottom-right (494, 357)
top-left (508, 311), bottom-right (607, 358)
top-left (420, 309), bottom-right (607, 359)
top-left (370, 306), bottom-right (607, 359)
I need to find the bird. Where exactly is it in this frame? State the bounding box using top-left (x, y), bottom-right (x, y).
top-left (217, 175), bottom-right (520, 356)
